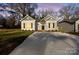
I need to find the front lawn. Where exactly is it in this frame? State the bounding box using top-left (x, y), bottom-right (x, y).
top-left (67, 32), bottom-right (79, 36)
top-left (0, 29), bottom-right (33, 55)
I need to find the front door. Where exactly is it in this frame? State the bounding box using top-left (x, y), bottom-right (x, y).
top-left (42, 25), bottom-right (44, 30)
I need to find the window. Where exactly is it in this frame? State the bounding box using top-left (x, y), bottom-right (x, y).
top-left (48, 23), bottom-right (50, 28)
top-left (23, 23), bottom-right (25, 28)
top-left (31, 23), bottom-right (33, 28)
top-left (53, 23), bottom-right (55, 28)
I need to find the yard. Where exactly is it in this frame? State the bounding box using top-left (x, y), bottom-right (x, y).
top-left (0, 28), bottom-right (79, 55)
top-left (66, 32), bottom-right (79, 36)
top-left (0, 29), bottom-right (33, 55)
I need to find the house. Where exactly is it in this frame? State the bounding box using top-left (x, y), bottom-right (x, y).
top-left (58, 21), bottom-right (74, 32)
top-left (75, 19), bottom-right (79, 32)
top-left (20, 15), bottom-right (36, 31)
top-left (20, 14), bottom-right (58, 31)
top-left (37, 15), bottom-right (58, 31)
top-left (58, 18), bottom-right (79, 32)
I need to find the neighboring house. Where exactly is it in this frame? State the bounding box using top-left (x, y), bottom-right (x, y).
top-left (75, 19), bottom-right (79, 32)
top-left (58, 21), bottom-right (74, 32)
top-left (20, 14), bottom-right (58, 31)
top-left (58, 18), bottom-right (79, 32)
top-left (20, 15), bottom-right (36, 31)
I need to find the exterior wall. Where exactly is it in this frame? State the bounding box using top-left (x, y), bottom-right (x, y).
top-left (75, 20), bottom-right (79, 32)
top-left (45, 21), bottom-right (58, 31)
top-left (37, 22), bottom-right (46, 31)
top-left (37, 21), bottom-right (58, 31)
top-left (58, 22), bottom-right (74, 32)
top-left (21, 20), bottom-right (35, 31)
top-left (37, 22), bottom-right (43, 30)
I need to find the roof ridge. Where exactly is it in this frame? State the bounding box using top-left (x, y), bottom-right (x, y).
top-left (40, 14), bottom-right (57, 21)
top-left (20, 14), bottom-right (35, 21)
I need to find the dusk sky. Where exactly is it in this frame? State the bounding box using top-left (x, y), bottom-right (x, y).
top-left (0, 3), bottom-right (79, 17)
top-left (37, 3), bottom-right (68, 11)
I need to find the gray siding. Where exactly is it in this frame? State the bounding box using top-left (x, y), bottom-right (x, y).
top-left (58, 22), bottom-right (74, 32)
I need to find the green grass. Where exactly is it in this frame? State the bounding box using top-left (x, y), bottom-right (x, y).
top-left (0, 29), bottom-right (33, 55)
top-left (67, 32), bottom-right (79, 36)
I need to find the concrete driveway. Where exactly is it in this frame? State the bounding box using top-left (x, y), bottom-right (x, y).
top-left (10, 32), bottom-right (79, 55)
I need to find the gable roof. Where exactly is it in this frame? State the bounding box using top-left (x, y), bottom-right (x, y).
top-left (59, 18), bottom-right (79, 24)
top-left (40, 14), bottom-right (58, 22)
top-left (58, 21), bottom-right (74, 25)
top-left (20, 14), bottom-right (35, 21)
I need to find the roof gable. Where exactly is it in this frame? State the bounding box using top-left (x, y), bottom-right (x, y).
top-left (40, 14), bottom-right (57, 22)
top-left (59, 18), bottom-right (79, 24)
top-left (20, 15), bottom-right (35, 21)
top-left (59, 21), bottom-right (74, 25)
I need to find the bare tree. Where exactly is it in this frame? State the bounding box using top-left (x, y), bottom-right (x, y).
top-left (8, 3), bottom-right (38, 18)
top-left (37, 9), bottom-right (55, 19)
top-left (59, 4), bottom-right (79, 21)
top-left (5, 14), bottom-right (16, 28)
